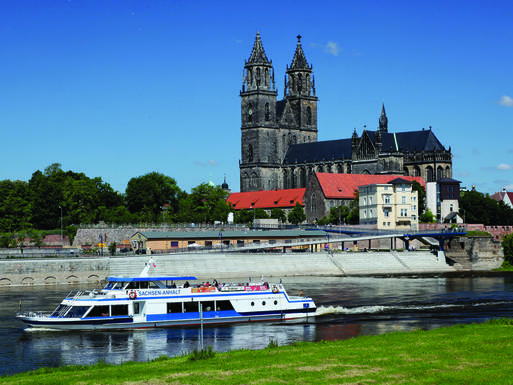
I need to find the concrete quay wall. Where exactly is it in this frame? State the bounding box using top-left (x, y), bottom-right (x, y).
top-left (0, 251), bottom-right (456, 286)
top-left (0, 258), bottom-right (109, 286)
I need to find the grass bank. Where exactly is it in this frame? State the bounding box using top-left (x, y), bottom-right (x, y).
top-left (4, 319), bottom-right (513, 384)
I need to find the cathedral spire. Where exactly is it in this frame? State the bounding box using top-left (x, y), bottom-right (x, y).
top-left (379, 103), bottom-right (388, 132)
top-left (247, 32), bottom-right (270, 64)
top-left (289, 35), bottom-right (309, 69)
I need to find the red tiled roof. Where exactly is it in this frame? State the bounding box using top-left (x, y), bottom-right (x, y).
top-left (227, 188), bottom-right (306, 210)
top-left (315, 173), bottom-right (426, 199)
top-left (491, 191), bottom-right (513, 203)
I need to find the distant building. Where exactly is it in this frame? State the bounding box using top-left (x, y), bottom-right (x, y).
top-left (491, 188), bottom-right (513, 209)
top-left (130, 230), bottom-right (326, 253)
top-left (239, 33), bottom-right (453, 192)
top-left (226, 188), bottom-right (305, 219)
top-left (426, 178), bottom-right (462, 223)
top-left (359, 178), bottom-right (419, 230)
top-left (303, 173), bottom-right (424, 224)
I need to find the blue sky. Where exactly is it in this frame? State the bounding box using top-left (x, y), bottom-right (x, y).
top-left (1, 0), bottom-right (512, 194)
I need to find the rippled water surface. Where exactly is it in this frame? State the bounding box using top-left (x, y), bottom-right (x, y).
top-left (3, 274), bottom-right (513, 375)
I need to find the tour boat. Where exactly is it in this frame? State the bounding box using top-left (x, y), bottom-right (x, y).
top-left (16, 260), bottom-right (316, 330)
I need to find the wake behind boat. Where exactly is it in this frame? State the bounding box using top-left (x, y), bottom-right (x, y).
top-left (17, 259), bottom-right (316, 330)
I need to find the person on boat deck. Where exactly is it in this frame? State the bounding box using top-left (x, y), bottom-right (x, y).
top-left (184, 281), bottom-right (190, 288)
top-left (213, 279), bottom-right (218, 287)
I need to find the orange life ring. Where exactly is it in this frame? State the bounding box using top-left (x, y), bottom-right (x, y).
top-left (128, 291), bottom-right (137, 300)
top-left (272, 285), bottom-right (279, 294)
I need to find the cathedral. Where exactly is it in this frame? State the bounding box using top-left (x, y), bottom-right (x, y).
top-left (239, 33), bottom-right (453, 192)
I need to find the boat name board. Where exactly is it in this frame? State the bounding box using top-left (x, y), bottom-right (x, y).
top-left (135, 289), bottom-right (181, 296)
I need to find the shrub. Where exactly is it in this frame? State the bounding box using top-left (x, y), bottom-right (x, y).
top-left (186, 345), bottom-right (216, 361)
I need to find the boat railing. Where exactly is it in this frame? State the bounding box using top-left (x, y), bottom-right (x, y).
top-left (16, 311), bottom-right (53, 319)
top-left (56, 289), bottom-right (87, 318)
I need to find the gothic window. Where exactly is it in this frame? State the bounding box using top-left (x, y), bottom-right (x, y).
top-left (251, 172), bottom-right (258, 190)
top-left (437, 166), bottom-right (444, 181)
top-left (298, 73), bottom-right (303, 93)
top-left (282, 134), bottom-right (286, 149)
top-left (306, 106), bottom-right (312, 125)
top-left (290, 74), bottom-right (295, 93)
top-left (337, 164), bottom-right (343, 173)
top-left (248, 69), bottom-right (252, 86)
top-left (426, 166), bottom-right (434, 182)
top-left (403, 167), bottom-right (409, 176)
top-left (247, 103), bottom-right (253, 123)
top-left (293, 135), bottom-right (297, 144)
top-left (283, 169), bottom-right (288, 189)
top-left (414, 166), bottom-right (421, 177)
top-left (445, 166), bottom-right (450, 178)
top-left (288, 133), bottom-right (292, 144)
top-left (265, 68), bottom-right (268, 86)
top-left (311, 193), bottom-right (317, 213)
top-left (300, 167), bottom-right (306, 187)
top-left (256, 67), bottom-right (261, 86)
top-left (265, 103), bottom-right (270, 121)
top-left (247, 144), bottom-right (253, 163)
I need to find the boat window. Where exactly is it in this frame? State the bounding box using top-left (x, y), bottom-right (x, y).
top-left (111, 305), bottom-right (129, 316)
top-left (86, 305), bottom-right (110, 317)
top-left (126, 282), bottom-right (138, 289)
top-left (262, 301), bottom-right (266, 306)
top-left (112, 282), bottom-right (125, 290)
top-left (184, 301), bottom-right (199, 312)
top-left (201, 301), bottom-right (215, 312)
top-left (149, 281), bottom-right (160, 288)
top-left (104, 282), bottom-right (114, 290)
top-left (167, 302), bottom-right (183, 313)
top-left (66, 306), bottom-right (90, 318)
top-left (139, 282), bottom-right (149, 289)
top-left (133, 302), bottom-right (144, 315)
top-left (51, 305), bottom-right (66, 317)
top-left (274, 300), bottom-right (278, 305)
top-left (216, 300), bottom-right (234, 311)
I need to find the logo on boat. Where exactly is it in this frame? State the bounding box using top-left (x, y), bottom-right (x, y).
top-left (137, 289), bottom-right (181, 296)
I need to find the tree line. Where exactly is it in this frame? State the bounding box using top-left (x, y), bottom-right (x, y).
top-left (0, 163), bottom-right (312, 238)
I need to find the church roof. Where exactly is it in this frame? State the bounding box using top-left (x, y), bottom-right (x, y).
top-left (283, 128), bottom-right (446, 164)
top-left (367, 129), bottom-right (447, 152)
top-left (227, 188), bottom-right (305, 210)
top-left (283, 138), bottom-right (352, 164)
top-left (315, 173), bottom-right (425, 199)
top-left (387, 177), bottom-right (414, 185)
top-left (247, 32), bottom-right (270, 64)
top-left (289, 35), bottom-right (309, 70)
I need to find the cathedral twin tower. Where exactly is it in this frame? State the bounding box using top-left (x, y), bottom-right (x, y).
top-left (240, 33), bottom-right (318, 192)
top-left (239, 33), bottom-right (453, 193)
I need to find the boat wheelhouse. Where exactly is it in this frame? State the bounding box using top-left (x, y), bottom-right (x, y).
top-left (17, 263), bottom-right (316, 330)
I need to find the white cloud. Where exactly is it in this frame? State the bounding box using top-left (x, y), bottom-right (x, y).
top-left (324, 41), bottom-right (340, 56)
top-left (208, 160), bottom-right (219, 166)
top-left (497, 163), bottom-right (513, 171)
top-left (506, 184), bottom-right (513, 190)
top-left (194, 161), bottom-right (206, 167)
top-left (499, 95), bottom-right (513, 107)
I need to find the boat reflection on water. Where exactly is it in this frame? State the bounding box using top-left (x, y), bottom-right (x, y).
top-left (19, 322), bottom-right (318, 367)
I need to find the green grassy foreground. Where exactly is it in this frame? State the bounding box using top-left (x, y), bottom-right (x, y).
top-left (4, 320), bottom-right (513, 384)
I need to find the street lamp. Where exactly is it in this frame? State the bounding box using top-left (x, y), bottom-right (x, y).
top-left (58, 205), bottom-right (63, 247)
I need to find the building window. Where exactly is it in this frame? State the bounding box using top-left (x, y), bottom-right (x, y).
top-left (369, 196), bottom-right (373, 204)
top-left (384, 186), bottom-right (388, 191)
top-left (265, 103), bottom-right (270, 121)
top-left (402, 196), bottom-right (406, 204)
top-left (306, 106), bottom-right (312, 125)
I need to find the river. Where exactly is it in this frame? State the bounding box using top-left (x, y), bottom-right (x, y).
top-left (2, 274), bottom-right (513, 376)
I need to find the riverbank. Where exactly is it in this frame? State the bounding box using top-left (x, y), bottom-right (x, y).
top-left (0, 251), bottom-right (459, 286)
top-left (3, 319), bottom-right (513, 384)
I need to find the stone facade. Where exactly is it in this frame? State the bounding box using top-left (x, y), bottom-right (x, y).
top-left (240, 33), bottom-right (453, 192)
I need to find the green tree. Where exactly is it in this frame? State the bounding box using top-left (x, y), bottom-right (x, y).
top-left (346, 189), bottom-right (359, 225)
top-left (503, 233), bottom-right (513, 265)
top-left (270, 208), bottom-right (287, 223)
top-left (0, 180), bottom-right (32, 233)
top-left (420, 208), bottom-right (435, 223)
top-left (459, 190), bottom-right (513, 225)
top-left (412, 181), bottom-right (426, 216)
top-left (176, 183), bottom-right (229, 223)
top-left (125, 172), bottom-right (182, 222)
top-left (29, 230), bottom-right (45, 249)
top-left (329, 205), bottom-right (349, 225)
top-left (288, 203), bottom-right (306, 225)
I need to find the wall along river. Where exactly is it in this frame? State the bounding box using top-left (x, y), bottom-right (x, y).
top-left (2, 274), bottom-right (513, 375)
